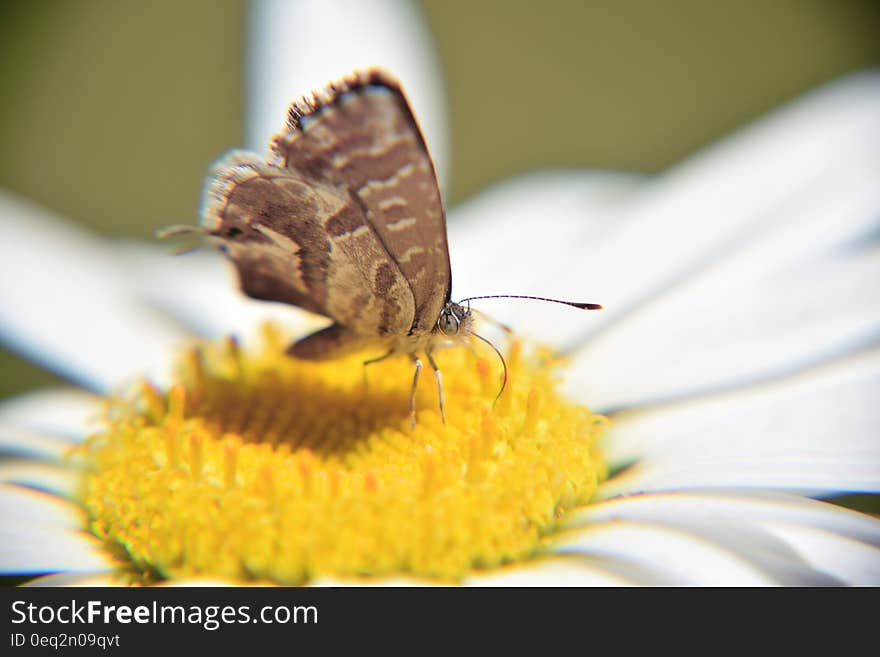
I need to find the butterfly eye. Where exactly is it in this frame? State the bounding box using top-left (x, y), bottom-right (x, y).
top-left (438, 310), bottom-right (460, 336)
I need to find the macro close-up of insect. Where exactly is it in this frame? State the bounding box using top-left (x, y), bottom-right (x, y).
top-left (162, 69), bottom-right (600, 426)
top-left (1, 1), bottom-right (878, 618)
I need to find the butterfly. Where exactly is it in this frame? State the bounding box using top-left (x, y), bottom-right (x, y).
top-left (161, 69), bottom-right (600, 427)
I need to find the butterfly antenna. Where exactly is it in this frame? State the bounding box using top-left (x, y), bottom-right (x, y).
top-left (457, 294), bottom-right (602, 311)
top-left (468, 330), bottom-right (508, 406)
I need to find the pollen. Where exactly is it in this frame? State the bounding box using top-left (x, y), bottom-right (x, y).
top-left (80, 324), bottom-right (607, 584)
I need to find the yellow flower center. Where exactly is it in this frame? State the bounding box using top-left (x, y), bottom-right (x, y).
top-left (81, 324), bottom-right (607, 584)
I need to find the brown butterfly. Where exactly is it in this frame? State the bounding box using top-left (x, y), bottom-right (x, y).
top-left (161, 69), bottom-right (600, 426)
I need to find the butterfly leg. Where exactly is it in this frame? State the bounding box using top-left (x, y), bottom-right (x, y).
top-left (409, 356), bottom-right (422, 429)
top-left (362, 349), bottom-right (394, 390)
top-left (426, 350), bottom-right (445, 425)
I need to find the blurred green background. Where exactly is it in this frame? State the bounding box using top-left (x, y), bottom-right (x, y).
top-left (1, 0), bottom-right (880, 401)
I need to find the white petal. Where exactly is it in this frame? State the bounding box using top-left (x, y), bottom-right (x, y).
top-left (23, 572), bottom-right (122, 586)
top-left (553, 519), bottom-right (831, 586)
top-left (462, 555), bottom-right (647, 586)
top-left (515, 72), bottom-right (880, 351)
top-left (579, 490), bottom-right (880, 543)
top-left (116, 243), bottom-right (320, 343)
top-left (0, 388), bottom-right (101, 440)
top-left (160, 578), bottom-right (258, 587)
top-left (0, 524), bottom-right (116, 574)
top-left (0, 461), bottom-right (80, 498)
top-left (599, 348), bottom-right (880, 495)
top-left (567, 163), bottom-right (880, 411)
top-left (310, 575), bottom-right (443, 587)
top-left (447, 170), bottom-right (642, 305)
top-left (0, 191), bottom-right (192, 392)
top-left (0, 484), bottom-right (87, 529)
top-left (245, 0), bottom-right (449, 189)
top-left (0, 426), bottom-right (75, 462)
top-left (765, 524), bottom-right (880, 586)
top-left (0, 484), bottom-right (115, 574)
top-left (568, 490), bottom-right (880, 585)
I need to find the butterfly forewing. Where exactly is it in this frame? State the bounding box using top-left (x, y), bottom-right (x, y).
top-left (198, 70), bottom-right (462, 352)
top-left (271, 71), bottom-right (451, 332)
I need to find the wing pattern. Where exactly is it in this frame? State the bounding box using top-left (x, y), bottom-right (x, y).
top-left (197, 70), bottom-right (450, 357)
top-left (271, 71), bottom-right (451, 332)
top-left (200, 151), bottom-right (415, 339)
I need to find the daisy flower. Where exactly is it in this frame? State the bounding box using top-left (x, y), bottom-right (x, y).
top-left (1, 0), bottom-right (878, 586)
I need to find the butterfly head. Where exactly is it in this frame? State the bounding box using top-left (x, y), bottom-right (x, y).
top-left (436, 301), bottom-right (473, 338)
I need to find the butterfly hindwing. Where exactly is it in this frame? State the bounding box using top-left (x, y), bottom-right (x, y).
top-left (271, 70), bottom-right (451, 332)
top-left (200, 150), bottom-right (416, 344)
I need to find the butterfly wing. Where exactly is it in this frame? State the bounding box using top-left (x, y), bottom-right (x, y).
top-left (199, 150), bottom-right (416, 345)
top-left (271, 70), bottom-right (451, 333)
top-left (196, 70), bottom-right (449, 360)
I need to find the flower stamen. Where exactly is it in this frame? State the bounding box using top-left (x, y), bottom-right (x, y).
top-left (80, 325), bottom-right (607, 584)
